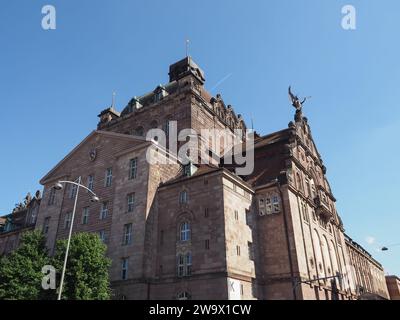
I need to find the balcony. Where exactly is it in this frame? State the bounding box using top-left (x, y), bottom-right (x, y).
top-left (313, 195), bottom-right (332, 222)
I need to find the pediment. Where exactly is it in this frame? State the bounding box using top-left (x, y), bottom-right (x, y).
top-left (40, 130), bottom-right (150, 185)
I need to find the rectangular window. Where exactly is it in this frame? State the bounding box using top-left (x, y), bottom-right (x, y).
top-left (251, 280), bottom-right (257, 298)
top-left (87, 175), bottom-right (94, 191)
top-left (265, 198), bottom-right (273, 215)
top-left (258, 198), bottom-right (265, 216)
top-left (205, 239), bottom-right (210, 250)
top-left (105, 168), bottom-right (113, 187)
top-left (272, 196), bottom-right (280, 213)
top-left (30, 207), bottom-right (38, 224)
top-left (186, 253), bottom-right (192, 276)
top-left (236, 245), bottom-right (241, 256)
top-left (100, 202), bottom-right (109, 219)
top-left (48, 188), bottom-right (56, 206)
top-left (183, 164), bottom-right (191, 177)
top-left (179, 191), bottom-right (188, 204)
top-left (234, 210), bottom-right (239, 220)
top-left (204, 208), bottom-right (209, 218)
top-left (248, 242), bottom-right (254, 260)
top-left (123, 223), bottom-right (133, 245)
top-left (82, 207), bottom-right (90, 224)
top-left (177, 253), bottom-right (192, 277)
top-left (69, 183), bottom-right (77, 199)
top-left (302, 203), bottom-right (309, 223)
top-left (305, 178), bottom-right (311, 198)
top-left (129, 158), bottom-right (138, 179)
top-left (312, 209), bottom-right (317, 221)
top-left (99, 230), bottom-right (106, 243)
top-left (127, 193), bottom-right (135, 213)
top-left (43, 217), bottom-right (50, 234)
top-left (311, 184), bottom-right (316, 199)
top-left (245, 209), bottom-right (252, 226)
top-left (178, 255), bottom-right (185, 277)
top-left (165, 120), bottom-right (170, 136)
top-left (64, 212), bottom-right (72, 229)
top-left (121, 258), bottom-right (128, 280)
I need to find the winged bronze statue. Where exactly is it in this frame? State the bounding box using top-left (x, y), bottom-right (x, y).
top-left (288, 86), bottom-right (308, 111)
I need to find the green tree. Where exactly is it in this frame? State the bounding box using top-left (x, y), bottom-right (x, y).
top-left (53, 232), bottom-right (111, 300)
top-left (0, 230), bottom-right (52, 300)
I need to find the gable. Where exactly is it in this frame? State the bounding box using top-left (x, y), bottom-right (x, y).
top-left (40, 130), bottom-right (150, 184)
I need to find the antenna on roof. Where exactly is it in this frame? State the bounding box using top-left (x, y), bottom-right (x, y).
top-left (186, 39), bottom-right (190, 57)
top-left (112, 91), bottom-right (116, 109)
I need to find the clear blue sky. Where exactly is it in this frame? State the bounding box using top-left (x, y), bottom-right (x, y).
top-left (0, 1), bottom-right (399, 275)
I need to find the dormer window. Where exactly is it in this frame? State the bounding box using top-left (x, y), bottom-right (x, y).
top-left (128, 97), bottom-right (142, 112)
top-left (154, 86), bottom-right (167, 102)
top-left (150, 120), bottom-right (158, 129)
top-left (134, 126), bottom-right (144, 137)
top-left (155, 91), bottom-right (163, 102)
top-left (183, 164), bottom-right (191, 177)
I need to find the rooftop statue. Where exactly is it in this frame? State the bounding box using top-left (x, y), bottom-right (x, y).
top-left (288, 86), bottom-right (309, 111)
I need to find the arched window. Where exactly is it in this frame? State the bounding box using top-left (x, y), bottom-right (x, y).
top-left (180, 222), bottom-right (191, 241)
top-left (179, 190), bottom-right (188, 204)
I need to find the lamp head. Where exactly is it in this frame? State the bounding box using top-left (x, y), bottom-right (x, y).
top-left (381, 247), bottom-right (388, 251)
top-left (53, 182), bottom-right (63, 191)
top-left (90, 195), bottom-right (100, 203)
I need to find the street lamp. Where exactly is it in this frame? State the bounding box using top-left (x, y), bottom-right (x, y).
top-left (52, 176), bottom-right (99, 300)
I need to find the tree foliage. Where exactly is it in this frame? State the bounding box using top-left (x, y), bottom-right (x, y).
top-left (0, 231), bottom-right (111, 300)
top-left (53, 232), bottom-right (111, 300)
top-left (0, 230), bottom-right (50, 300)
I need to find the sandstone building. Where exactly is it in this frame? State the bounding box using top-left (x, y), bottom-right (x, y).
top-left (385, 275), bottom-right (400, 300)
top-left (345, 234), bottom-right (388, 299)
top-left (24, 56), bottom-right (390, 300)
top-left (0, 192), bottom-right (41, 255)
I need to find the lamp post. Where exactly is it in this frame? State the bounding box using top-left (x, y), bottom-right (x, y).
top-left (53, 176), bottom-right (99, 300)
